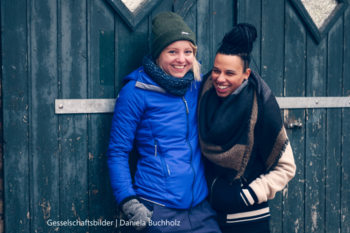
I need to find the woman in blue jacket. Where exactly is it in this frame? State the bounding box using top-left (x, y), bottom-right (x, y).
top-left (107, 12), bottom-right (221, 233)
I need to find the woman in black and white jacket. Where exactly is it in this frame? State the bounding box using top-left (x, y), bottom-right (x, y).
top-left (197, 23), bottom-right (296, 233)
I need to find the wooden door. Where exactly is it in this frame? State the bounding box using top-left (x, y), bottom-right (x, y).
top-left (1, 0), bottom-right (349, 232)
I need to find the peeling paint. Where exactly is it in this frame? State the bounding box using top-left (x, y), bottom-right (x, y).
top-left (40, 200), bottom-right (51, 219)
top-left (71, 203), bottom-right (77, 217)
top-left (311, 202), bottom-right (319, 231)
top-left (283, 185), bottom-right (288, 198)
top-left (294, 219), bottom-right (299, 233)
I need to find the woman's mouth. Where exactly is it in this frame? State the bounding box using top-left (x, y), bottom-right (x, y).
top-left (216, 84), bottom-right (229, 93)
top-left (172, 65), bottom-right (185, 71)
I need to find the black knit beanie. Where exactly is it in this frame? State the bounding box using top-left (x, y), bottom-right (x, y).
top-left (152, 12), bottom-right (196, 59)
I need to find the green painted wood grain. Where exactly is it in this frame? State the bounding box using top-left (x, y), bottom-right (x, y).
top-left (174, 0), bottom-right (197, 19)
top-left (305, 36), bottom-right (327, 233)
top-left (196, 0), bottom-right (211, 74)
top-left (325, 16), bottom-right (343, 233)
top-left (342, 7), bottom-right (350, 233)
top-left (58, 0), bottom-right (88, 232)
top-left (88, 0), bottom-right (116, 232)
top-left (283, 1), bottom-right (306, 232)
top-left (2, 0), bottom-right (30, 232)
top-left (237, 0), bottom-right (261, 74)
top-left (261, 0), bottom-right (284, 97)
top-left (212, 0), bottom-right (234, 65)
top-left (29, 0), bottom-right (59, 232)
top-left (260, 0), bottom-right (285, 232)
top-left (183, 1), bottom-right (197, 45)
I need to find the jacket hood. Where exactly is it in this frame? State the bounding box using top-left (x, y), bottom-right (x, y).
top-left (123, 66), bottom-right (160, 87)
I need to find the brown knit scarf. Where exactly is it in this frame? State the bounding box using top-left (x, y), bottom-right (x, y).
top-left (198, 70), bottom-right (288, 181)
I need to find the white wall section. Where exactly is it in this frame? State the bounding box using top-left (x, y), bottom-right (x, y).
top-left (301, 0), bottom-right (338, 28)
top-left (121, 0), bottom-right (146, 13)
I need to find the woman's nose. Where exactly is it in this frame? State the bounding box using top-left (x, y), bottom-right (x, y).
top-left (176, 53), bottom-right (186, 63)
top-left (217, 74), bottom-right (225, 82)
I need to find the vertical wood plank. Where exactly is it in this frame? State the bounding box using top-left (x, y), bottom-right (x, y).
top-left (183, 1), bottom-right (197, 44)
top-left (325, 16), bottom-right (343, 233)
top-left (196, 0), bottom-right (211, 74)
top-left (88, 0), bottom-right (116, 232)
top-left (342, 7), bottom-right (350, 233)
top-left (212, 0), bottom-right (234, 65)
top-left (116, 13), bottom-right (149, 87)
top-left (237, 0), bottom-right (261, 74)
top-left (152, 0), bottom-right (173, 16)
top-left (260, 0), bottom-right (285, 232)
top-left (305, 36), bottom-right (327, 233)
top-left (261, 0), bottom-right (284, 96)
top-left (115, 5), bottom-right (150, 233)
top-left (30, 0), bottom-right (59, 232)
top-left (2, 1), bottom-right (30, 232)
top-left (59, 0), bottom-right (88, 232)
top-left (283, 1), bottom-right (306, 233)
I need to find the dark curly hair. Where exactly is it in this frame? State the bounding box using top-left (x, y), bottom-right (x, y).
top-left (217, 23), bottom-right (257, 72)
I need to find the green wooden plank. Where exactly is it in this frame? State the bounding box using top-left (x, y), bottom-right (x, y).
top-left (196, 0), bottom-right (211, 74)
top-left (260, 1), bottom-right (285, 232)
top-left (261, 0), bottom-right (284, 97)
top-left (88, 0), bottom-right (116, 232)
top-left (116, 15), bottom-right (149, 86)
top-left (29, 0), bottom-right (59, 232)
top-left (283, 1), bottom-right (306, 233)
top-left (58, 0), bottom-right (88, 232)
top-left (237, 0), bottom-right (261, 74)
top-left (183, 1), bottom-right (197, 44)
top-left (212, 0), bottom-right (234, 64)
top-left (342, 7), bottom-right (350, 233)
top-left (325, 16), bottom-right (343, 233)
top-left (305, 35), bottom-right (327, 233)
top-left (174, 0), bottom-right (197, 19)
top-left (1, 0), bottom-right (30, 232)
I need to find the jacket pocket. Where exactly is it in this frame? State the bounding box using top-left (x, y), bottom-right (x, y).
top-left (210, 175), bottom-right (246, 213)
top-left (154, 140), bottom-right (168, 178)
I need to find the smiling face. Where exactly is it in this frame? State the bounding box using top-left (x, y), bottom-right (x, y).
top-left (211, 54), bottom-right (251, 98)
top-left (157, 40), bottom-right (194, 78)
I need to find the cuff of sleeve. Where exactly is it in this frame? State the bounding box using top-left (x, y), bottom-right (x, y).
top-left (247, 186), bottom-right (258, 203)
top-left (119, 196), bottom-right (138, 211)
top-left (241, 188), bottom-right (255, 206)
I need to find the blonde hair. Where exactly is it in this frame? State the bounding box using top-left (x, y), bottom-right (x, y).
top-left (157, 42), bottom-right (201, 81)
top-left (190, 43), bottom-right (202, 81)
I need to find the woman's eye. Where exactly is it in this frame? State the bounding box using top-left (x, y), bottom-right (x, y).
top-left (185, 50), bottom-right (193, 54)
top-left (213, 69), bottom-right (220, 73)
top-left (168, 50), bottom-right (176, 54)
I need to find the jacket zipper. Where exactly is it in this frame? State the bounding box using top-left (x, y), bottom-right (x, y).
top-left (182, 96), bottom-right (195, 208)
top-left (210, 175), bottom-right (220, 205)
top-left (155, 139), bottom-right (168, 177)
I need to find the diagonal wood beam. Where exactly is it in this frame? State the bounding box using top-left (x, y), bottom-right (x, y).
top-left (174, 0), bottom-right (198, 18)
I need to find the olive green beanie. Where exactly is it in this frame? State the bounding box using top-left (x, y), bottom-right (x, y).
top-left (152, 12), bottom-right (196, 59)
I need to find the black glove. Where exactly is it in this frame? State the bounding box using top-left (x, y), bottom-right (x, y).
top-left (122, 198), bottom-right (153, 231)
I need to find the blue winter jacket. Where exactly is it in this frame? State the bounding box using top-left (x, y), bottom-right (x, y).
top-left (107, 66), bottom-right (208, 209)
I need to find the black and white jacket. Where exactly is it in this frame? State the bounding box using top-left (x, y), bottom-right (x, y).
top-left (205, 140), bottom-right (296, 226)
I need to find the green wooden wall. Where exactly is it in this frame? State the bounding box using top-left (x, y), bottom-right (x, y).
top-left (1, 0), bottom-right (349, 232)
